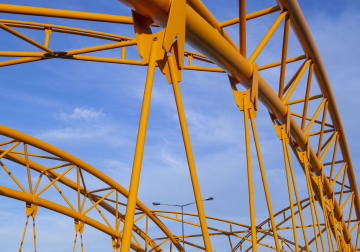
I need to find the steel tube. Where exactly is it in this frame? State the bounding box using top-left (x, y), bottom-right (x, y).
top-left (0, 4), bottom-right (133, 24)
top-left (121, 39), bottom-right (158, 252)
top-left (0, 150), bottom-right (162, 252)
top-left (0, 186), bottom-right (145, 252)
top-left (0, 125), bottom-right (182, 251)
top-left (243, 100), bottom-right (257, 251)
top-left (116, 0), bottom-right (356, 246)
top-left (170, 55), bottom-right (213, 252)
top-left (278, 0), bottom-right (360, 221)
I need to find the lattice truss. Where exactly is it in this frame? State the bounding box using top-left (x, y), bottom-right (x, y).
top-left (0, 0), bottom-right (358, 251)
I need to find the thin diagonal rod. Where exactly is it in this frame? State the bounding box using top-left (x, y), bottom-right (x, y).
top-left (301, 63), bottom-right (314, 131)
top-left (279, 13), bottom-right (290, 100)
top-left (169, 54), bottom-right (212, 252)
top-left (24, 143), bottom-right (33, 195)
top-left (248, 11), bottom-right (287, 64)
top-left (0, 160), bottom-right (27, 193)
top-left (317, 101), bottom-right (328, 158)
top-left (19, 216), bottom-right (29, 252)
top-left (319, 189), bottom-right (334, 252)
top-left (33, 217), bottom-right (37, 252)
top-left (283, 60), bottom-right (311, 104)
top-left (36, 165), bottom-right (74, 196)
top-left (286, 145), bottom-right (310, 251)
top-left (282, 138), bottom-right (299, 251)
top-left (80, 233), bottom-right (84, 252)
top-left (73, 231), bottom-right (78, 252)
top-left (308, 174), bottom-right (326, 251)
top-left (249, 115), bottom-right (280, 251)
top-left (0, 23), bottom-right (54, 55)
top-left (243, 101), bottom-right (257, 252)
top-left (239, 0), bottom-right (246, 58)
top-left (329, 135), bottom-right (339, 183)
top-left (304, 163), bottom-right (320, 251)
top-left (120, 38), bottom-right (157, 252)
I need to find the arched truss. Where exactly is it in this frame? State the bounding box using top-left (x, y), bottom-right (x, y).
top-left (0, 0), bottom-right (359, 251)
top-left (147, 192), bottom-right (356, 252)
top-left (0, 125), bottom-right (183, 252)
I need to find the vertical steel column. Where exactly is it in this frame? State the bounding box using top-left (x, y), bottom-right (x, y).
top-left (120, 39), bottom-right (158, 252)
top-left (44, 28), bottom-right (51, 48)
top-left (278, 13), bottom-right (290, 100)
top-left (282, 138), bottom-right (299, 252)
top-left (169, 55), bottom-right (213, 252)
top-left (249, 115), bottom-right (280, 251)
top-left (181, 206), bottom-right (185, 251)
top-left (243, 98), bottom-right (257, 252)
top-left (286, 146), bottom-right (309, 251)
top-left (239, 0), bottom-right (246, 58)
top-left (303, 156), bottom-right (320, 251)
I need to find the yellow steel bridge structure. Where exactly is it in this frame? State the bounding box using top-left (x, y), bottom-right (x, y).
top-left (0, 0), bottom-right (358, 251)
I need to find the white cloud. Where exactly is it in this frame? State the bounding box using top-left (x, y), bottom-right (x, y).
top-left (57, 107), bottom-right (105, 121)
top-left (35, 125), bottom-right (128, 145)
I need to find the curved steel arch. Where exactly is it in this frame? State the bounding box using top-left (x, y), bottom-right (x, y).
top-left (0, 125), bottom-right (182, 251)
top-left (114, 0), bottom-right (359, 250)
top-left (0, 147), bottom-right (162, 252)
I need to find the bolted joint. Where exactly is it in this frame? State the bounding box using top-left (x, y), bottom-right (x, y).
top-left (74, 219), bottom-right (84, 234)
top-left (26, 202), bottom-right (38, 219)
top-left (43, 51), bottom-right (68, 58)
top-left (112, 237), bottom-right (121, 251)
top-left (230, 63), bottom-right (259, 117)
top-left (273, 124), bottom-right (288, 141)
top-left (273, 105), bottom-right (291, 141)
top-left (232, 89), bottom-right (256, 118)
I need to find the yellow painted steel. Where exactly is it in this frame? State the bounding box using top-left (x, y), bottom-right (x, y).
top-left (248, 11), bottom-right (287, 64)
top-left (0, 0), bottom-right (359, 251)
top-left (0, 125), bottom-right (180, 252)
top-left (239, 0), bottom-right (246, 57)
top-left (283, 59), bottom-right (311, 103)
top-left (286, 145), bottom-right (310, 251)
top-left (279, 128), bottom-right (299, 252)
top-left (243, 95), bottom-right (257, 251)
top-left (0, 19), bottom-right (133, 41)
top-left (0, 23), bottom-right (55, 55)
top-left (249, 114), bottom-right (281, 251)
top-left (0, 145), bottom-right (163, 252)
top-left (66, 40), bottom-right (137, 56)
top-left (278, 13), bottom-right (290, 100)
top-left (0, 4), bottom-right (133, 24)
top-left (258, 55), bottom-right (306, 71)
top-left (169, 54), bottom-right (213, 252)
top-left (121, 39), bottom-right (158, 252)
top-left (220, 5), bottom-right (281, 27)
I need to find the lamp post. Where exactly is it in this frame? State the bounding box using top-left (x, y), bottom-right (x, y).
top-left (152, 197), bottom-right (214, 251)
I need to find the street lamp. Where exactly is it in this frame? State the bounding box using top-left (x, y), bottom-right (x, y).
top-left (152, 197), bottom-right (214, 251)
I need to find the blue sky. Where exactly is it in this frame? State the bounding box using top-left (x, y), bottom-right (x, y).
top-left (0, 0), bottom-right (359, 251)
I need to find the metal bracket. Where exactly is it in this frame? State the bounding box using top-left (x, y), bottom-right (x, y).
top-left (231, 63), bottom-right (259, 117)
top-left (296, 150), bottom-right (309, 166)
top-left (74, 219), bottom-right (84, 234)
top-left (112, 237), bottom-right (121, 251)
top-left (132, 0), bottom-right (185, 70)
top-left (26, 203), bottom-right (38, 219)
top-left (133, 11), bottom-right (166, 65)
top-left (158, 41), bottom-right (182, 84)
top-left (312, 174), bottom-right (322, 188)
top-left (163, 0), bottom-right (186, 69)
top-left (273, 105), bottom-right (291, 142)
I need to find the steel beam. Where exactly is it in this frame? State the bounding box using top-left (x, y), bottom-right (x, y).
top-left (278, 0), bottom-right (360, 225)
top-left (0, 125), bottom-right (182, 251)
top-left (115, 0), bottom-right (356, 246)
top-left (0, 4), bottom-right (133, 24)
